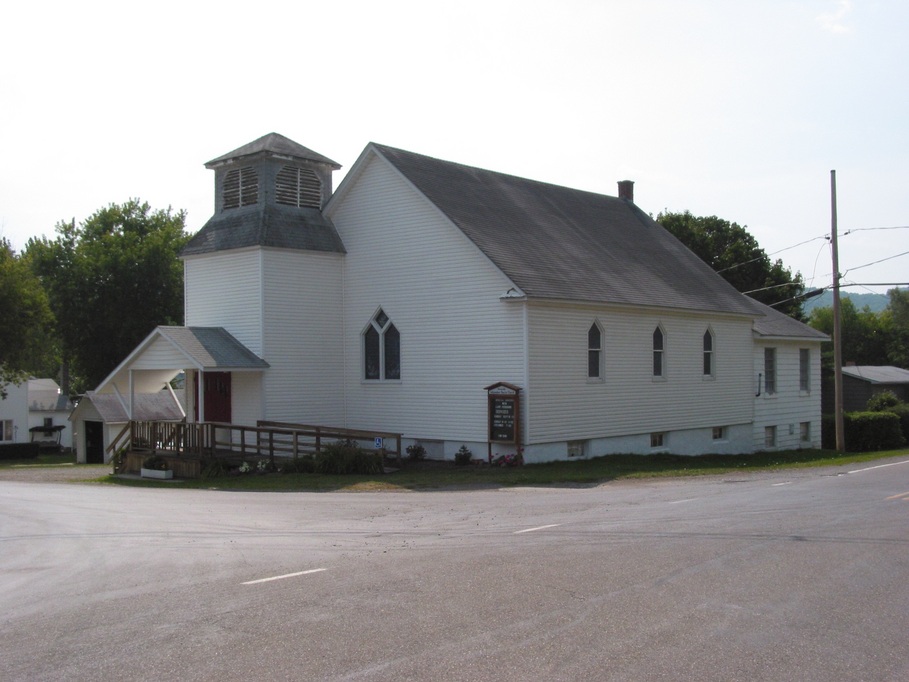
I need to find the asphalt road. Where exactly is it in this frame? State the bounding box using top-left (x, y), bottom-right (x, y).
top-left (1, 458), bottom-right (908, 681)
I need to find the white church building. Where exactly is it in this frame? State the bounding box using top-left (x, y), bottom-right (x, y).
top-left (72, 133), bottom-right (826, 464)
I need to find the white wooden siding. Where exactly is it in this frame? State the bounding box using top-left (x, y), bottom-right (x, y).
top-left (261, 249), bottom-right (344, 424)
top-left (230, 372), bottom-right (264, 427)
top-left (184, 250), bottom-right (264, 356)
top-left (330, 154), bottom-right (525, 441)
top-left (526, 303), bottom-right (755, 446)
top-left (753, 340), bottom-right (823, 449)
top-left (129, 335), bottom-right (189, 370)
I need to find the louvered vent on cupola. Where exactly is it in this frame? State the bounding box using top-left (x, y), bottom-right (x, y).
top-left (275, 165), bottom-right (322, 209)
top-left (223, 166), bottom-right (259, 209)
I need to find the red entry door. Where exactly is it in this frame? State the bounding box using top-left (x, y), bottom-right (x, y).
top-left (197, 372), bottom-right (232, 423)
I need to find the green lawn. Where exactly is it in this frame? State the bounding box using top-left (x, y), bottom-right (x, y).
top-left (95, 448), bottom-right (908, 492)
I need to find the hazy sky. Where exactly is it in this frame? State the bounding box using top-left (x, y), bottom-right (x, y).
top-left (2, 0), bottom-right (906, 298)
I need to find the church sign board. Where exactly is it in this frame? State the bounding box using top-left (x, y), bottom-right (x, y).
top-left (484, 382), bottom-right (522, 463)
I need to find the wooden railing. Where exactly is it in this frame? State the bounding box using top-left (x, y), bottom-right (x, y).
top-left (124, 420), bottom-right (402, 465)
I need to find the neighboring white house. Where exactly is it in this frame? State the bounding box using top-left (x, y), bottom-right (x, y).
top-left (0, 378), bottom-right (73, 451)
top-left (75, 133), bottom-right (827, 463)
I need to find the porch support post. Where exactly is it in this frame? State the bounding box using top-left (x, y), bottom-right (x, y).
top-left (197, 370), bottom-right (205, 423)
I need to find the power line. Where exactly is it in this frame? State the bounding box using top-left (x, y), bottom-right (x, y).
top-left (843, 225), bottom-right (909, 234)
top-left (842, 249), bottom-right (909, 277)
top-left (715, 233), bottom-right (827, 274)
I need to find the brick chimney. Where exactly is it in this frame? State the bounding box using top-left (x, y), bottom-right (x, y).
top-left (617, 180), bottom-right (634, 201)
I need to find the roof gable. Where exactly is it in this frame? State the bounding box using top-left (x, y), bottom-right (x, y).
top-left (365, 144), bottom-right (763, 316)
top-left (156, 327), bottom-right (270, 370)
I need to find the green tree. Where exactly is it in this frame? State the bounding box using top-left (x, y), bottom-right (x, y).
top-left (657, 211), bottom-right (806, 319)
top-left (0, 239), bottom-right (55, 397)
top-left (884, 288), bottom-right (909, 368)
top-left (808, 298), bottom-right (891, 374)
top-left (26, 200), bottom-right (190, 392)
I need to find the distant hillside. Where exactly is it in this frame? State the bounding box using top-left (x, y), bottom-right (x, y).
top-left (801, 289), bottom-right (899, 315)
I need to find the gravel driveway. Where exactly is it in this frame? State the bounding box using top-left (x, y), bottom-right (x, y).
top-left (0, 463), bottom-right (110, 483)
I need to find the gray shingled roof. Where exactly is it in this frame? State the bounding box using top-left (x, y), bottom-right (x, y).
top-left (206, 132), bottom-right (340, 169)
top-left (84, 392), bottom-right (185, 423)
top-left (157, 327), bottom-right (269, 370)
top-left (372, 144), bottom-right (764, 316)
top-left (842, 365), bottom-right (909, 384)
top-left (752, 302), bottom-right (829, 340)
top-left (181, 205), bottom-right (346, 256)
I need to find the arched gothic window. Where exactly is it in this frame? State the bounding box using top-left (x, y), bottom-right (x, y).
top-left (653, 326), bottom-right (665, 377)
top-left (364, 309), bottom-right (400, 380)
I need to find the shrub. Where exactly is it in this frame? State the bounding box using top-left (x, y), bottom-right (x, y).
top-left (315, 440), bottom-right (383, 475)
top-left (201, 458), bottom-right (228, 479)
top-left (455, 445), bottom-right (473, 466)
top-left (142, 455), bottom-right (169, 471)
top-left (280, 456), bottom-right (315, 474)
top-left (822, 411), bottom-right (905, 452)
top-left (0, 442), bottom-right (40, 460)
top-left (887, 403), bottom-right (909, 444)
top-left (406, 443), bottom-right (426, 461)
top-left (867, 390), bottom-right (901, 412)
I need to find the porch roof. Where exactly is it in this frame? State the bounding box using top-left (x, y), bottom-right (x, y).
top-left (156, 327), bottom-right (270, 371)
top-left (93, 326), bottom-right (269, 397)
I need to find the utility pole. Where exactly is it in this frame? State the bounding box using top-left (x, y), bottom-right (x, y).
top-left (830, 170), bottom-right (845, 451)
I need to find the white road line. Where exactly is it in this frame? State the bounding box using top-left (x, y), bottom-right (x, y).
top-left (669, 498), bottom-right (698, 504)
top-left (848, 459), bottom-right (909, 475)
top-left (514, 524), bottom-right (561, 534)
top-left (242, 568), bottom-right (326, 585)
top-left (772, 482), bottom-right (793, 487)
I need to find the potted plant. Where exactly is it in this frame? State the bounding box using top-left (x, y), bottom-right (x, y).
top-left (140, 455), bottom-right (173, 479)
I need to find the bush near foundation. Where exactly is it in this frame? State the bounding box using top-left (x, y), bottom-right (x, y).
top-left (822, 411), bottom-right (905, 451)
top-left (314, 440), bottom-right (383, 475)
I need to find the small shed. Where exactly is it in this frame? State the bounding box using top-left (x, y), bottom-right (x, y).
top-left (840, 365), bottom-right (909, 412)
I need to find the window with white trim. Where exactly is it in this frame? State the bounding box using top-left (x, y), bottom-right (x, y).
top-left (364, 308), bottom-right (400, 381)
top-left (703, 329), bottom-right (715, 376)
top-left (0, 420), bottom-right (13, 442)
top-left (712, 426), bottom-right (726, 441)
top-left (650, 432), bottom-right (666, 448)
top-left (587, 322), bottom-right (603, 379)
top-left (799, 348), bottom-right (810, 392)
top-left (764, 347), bottom-right (777, 394)
top-left (800, 421), bottom-right (811, 443)
top-left (765, 425), bottom-right (777, 448)
top-left (653, 326), bottom-right (665, 377)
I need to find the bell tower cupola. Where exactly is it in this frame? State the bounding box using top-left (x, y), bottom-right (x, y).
top-left (182, 133), bottom-right (345, 257)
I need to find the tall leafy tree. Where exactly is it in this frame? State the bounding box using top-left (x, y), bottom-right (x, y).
top-left (884, 288), bottom-right (909, 368)
top-left (808, 297), bottom-right (891, 374)
top-left (26, 200), bottom-right (190, 392)
top-left (0, 239), bottom-right (54, 397)
top-left (657, 211), bottom-right (806, 319)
